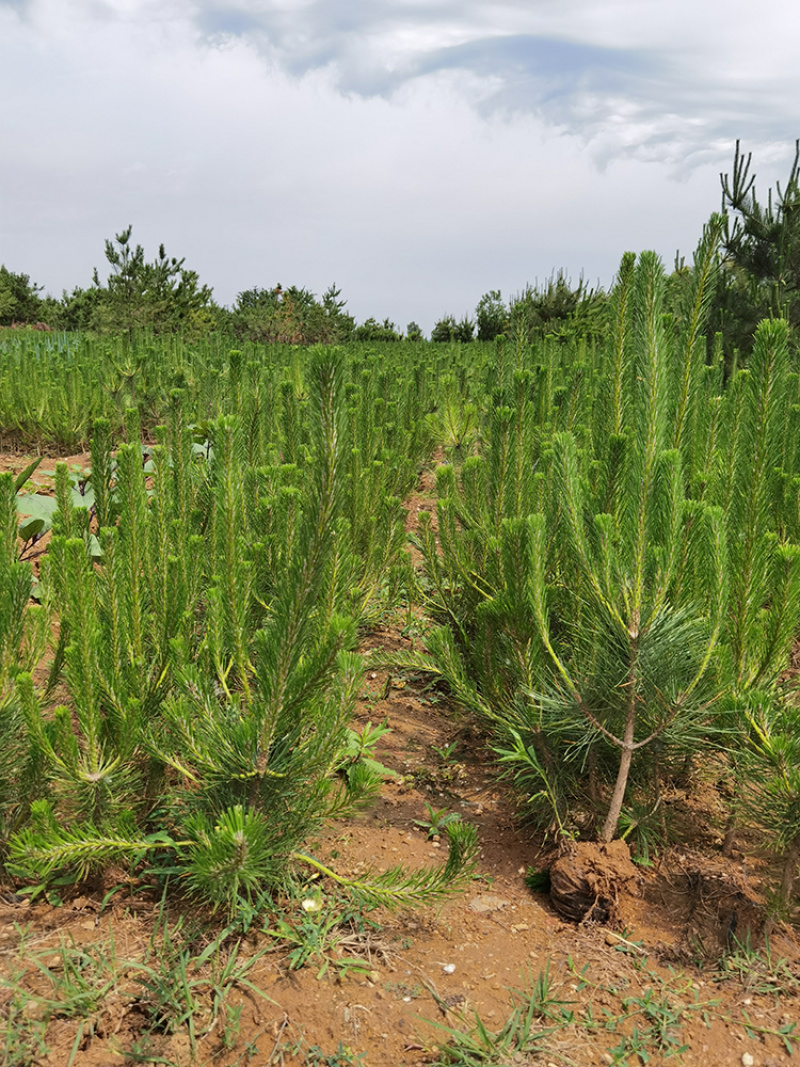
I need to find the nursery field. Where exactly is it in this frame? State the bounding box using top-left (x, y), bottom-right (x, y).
top-left (2, 237), bottom-right (800, 1065)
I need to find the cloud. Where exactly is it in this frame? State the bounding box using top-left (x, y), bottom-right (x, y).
top-left (1, 0), bottom-right (798, 332)
top-left (184, 0), bottom-right (800, 168)
top-left (7, 0), bottom-right (800, 167)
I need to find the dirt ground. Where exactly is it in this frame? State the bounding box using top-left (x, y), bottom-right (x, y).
top-left (1, 451), bottom-right (799, 1067)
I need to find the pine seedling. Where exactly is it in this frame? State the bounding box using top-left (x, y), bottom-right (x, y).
top-left (725, 319), bottom-right (800, 689)
top-left (416, 249), bottom-right (739, 843)
top-left (738, 696), bottom-right (800, 901)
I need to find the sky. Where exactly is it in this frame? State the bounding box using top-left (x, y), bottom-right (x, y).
top-left (1, 0), bottom-right (799, 333)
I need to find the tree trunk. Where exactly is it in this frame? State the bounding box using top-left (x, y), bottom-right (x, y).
top-left (600, 739), bottom-right (634, 843)
top-left (600, 629), bottom-right (639, 843)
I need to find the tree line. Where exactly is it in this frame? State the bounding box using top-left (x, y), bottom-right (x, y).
top-left (3, 141), bottom-right (800, 356)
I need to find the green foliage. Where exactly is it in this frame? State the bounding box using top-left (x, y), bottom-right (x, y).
top-left (6, 209), bottom-right (800, 906)
top-left (431, 314), bottom-right (475, 344)
top-left (425, 966), bottom-right (570, 1065)
top-left (715, 932), bottom-right (799, 996)
top-left (0, 265), bottom-right (44, 325)
top-left (0, 346), bottom-right (476, 916)
top-left (475, 290), bottom-right (507, 342)
top-left (413, 802), bottom-right (462, 839)
top-left (232, 283), bottom-right (356, 344)
top-left (129, 904), bottom-right (272, 1056)
top-left (707, 139), bottom-right (800, 362)
top-left (353, 316), bottom-right (403, 342)
top-left (89, 225), bottom-right (214, 335)
top-left (737, 697), bottom-right (800, 901)
top-left (508, 271), bottom-right (606, 349)
top-left (265, 891), bottom-right (379, 980)
top-left (413, 234), bottom-right (800, 883)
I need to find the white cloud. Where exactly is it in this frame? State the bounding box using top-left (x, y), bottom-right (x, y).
top-left (1, 0), bottom-right (798, 330)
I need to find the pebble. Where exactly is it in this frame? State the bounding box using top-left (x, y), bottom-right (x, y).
top-left (741, 1055), bottom-right (755, 1067)
top-left (468, 894), bottom-right (511, 914)
top-left (442, 963), bottom-right (456, 974)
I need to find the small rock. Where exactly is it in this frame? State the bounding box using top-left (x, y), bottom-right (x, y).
top-left (442, 963), bottom-right (455, 974)
top-left (468, 894), bottom-right (511, 914)
top-left (741, 1055), bottom-right (755, 1067)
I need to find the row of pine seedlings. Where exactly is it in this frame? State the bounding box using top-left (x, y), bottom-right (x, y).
top-left (403, 217), bottom-right (800, 907)
top-left (1, 345), bottom-right (477, 916)
top-left (3, 215), bottom-right (800, 917)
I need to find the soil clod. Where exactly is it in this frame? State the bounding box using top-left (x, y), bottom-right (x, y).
top-left (549, 839), bottom-right (641, 924)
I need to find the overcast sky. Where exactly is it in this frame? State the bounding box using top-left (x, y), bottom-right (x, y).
top-left (2, 0), bottom-right (799, 332)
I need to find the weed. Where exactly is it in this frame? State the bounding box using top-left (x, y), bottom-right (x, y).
top-left (302, 1041), bottom-right (366, 1065)
top-left (615, 987), bottom-right (692, 1060)
top-left (740, 1010), bottom-right (797, 1053)
top-left (715, 932), bottom-right (800, 996)
top-left (0, 925), bottom-right (124, 1067)
top-left (424, 967), bottom-right (571, 1065)
top-left (265, 895), bottom-right (380, 980)
top-left (28, 933), bottom-right (121, 1020)
top-left (562, 954), bottom-right (727, 1064)
top-left (0, 983), bottom-right (49, 1067)
top-left (618, 796), bottom-right (666, 868)
top-left (432, 741), bottom-right (459, 763)
top-left (129, 904), bottom-right (272, 1057)
top-left (340, 720), bottom-right (398, 782)
top-left (414, 803), bottom-right (462, 839)
top-left (524, 865), bottom-right (551, 893)
top-left (268, 1018), bottom-right (366, 1067)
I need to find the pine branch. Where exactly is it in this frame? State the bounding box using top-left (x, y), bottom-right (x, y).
top-left (293, 819), bottom-right (478, 910)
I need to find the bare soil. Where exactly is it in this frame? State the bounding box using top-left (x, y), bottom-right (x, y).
top-left (1, 453), bottom-right (799, 1067)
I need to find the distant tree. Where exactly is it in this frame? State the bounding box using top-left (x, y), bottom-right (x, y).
top-left (430, 315), bottom-right (456, 343)
top-left (405, 321), bottom-right (424, 341)
top-left (0, 265), bottom-right (44, 325)
top-left (50, 285), bottom-right (106, 332)
top-left (430, 314), bottom-right (474, 343)
top-left (353, 317), bottom-right (403, 342)
top-left (321, 284), bottom-right (356, 342)
top-left (91, 225), bottom-right (214, 334)
top-left (231, 282), bottom-right (354, 344)
top-left (455, 315), bottom-right (475, 343)
top-left (708, 139), bottom-right (800, 360)
top-left (506, 272), bottom-right (606, 346)
top-left (721, 140), bottom-right (800, 320)
top-left (475, 289), bottom-right (507, 341)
